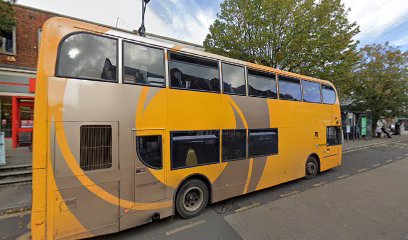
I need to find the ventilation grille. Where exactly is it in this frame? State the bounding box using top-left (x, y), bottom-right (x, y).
top-left (80, 125), bottom-right (112, 171)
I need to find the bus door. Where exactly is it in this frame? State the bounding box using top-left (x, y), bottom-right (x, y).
top-left (133, 129), bottom-right (166, 204)
top-left (321, 126), bottom-right (341, 171)
top-left (325, 126), bottom-right (341, 156)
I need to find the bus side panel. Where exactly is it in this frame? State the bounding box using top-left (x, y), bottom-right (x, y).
top-left (52, 121), bottom-right (120, 239)
top-left (166, 89), bottom-right (223, 190)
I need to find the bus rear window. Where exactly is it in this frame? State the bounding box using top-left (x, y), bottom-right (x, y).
top-left (57, 33), bottom-right (118, 82)
top-left (322, 85), bottom-right (336, 104)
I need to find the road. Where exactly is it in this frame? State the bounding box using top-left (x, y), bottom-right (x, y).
top-left (1, 138), bottom-right (408, 240)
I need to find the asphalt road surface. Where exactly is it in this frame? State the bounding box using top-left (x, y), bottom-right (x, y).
top-left (2, 138), bottom-right (408, 240)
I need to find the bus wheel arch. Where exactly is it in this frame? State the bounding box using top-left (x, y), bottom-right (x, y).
top-left (173, 174), bottom-right (212, 217)
top-left (305, 153), bottom-right (320, 179)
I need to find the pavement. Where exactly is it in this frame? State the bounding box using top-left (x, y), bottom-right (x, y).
top-left (1, 134), bottom-right (408, 239)
top-left (3, 147), bottom-right (32, 168)
top-left (225, 154), bottom-right (408, 240)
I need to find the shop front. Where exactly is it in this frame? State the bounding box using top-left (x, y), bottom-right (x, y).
top-left (0, 69), bottom-right (35, 150)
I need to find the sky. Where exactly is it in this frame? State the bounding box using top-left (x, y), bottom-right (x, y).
top-left (17, 0), bottom-right (408, 50)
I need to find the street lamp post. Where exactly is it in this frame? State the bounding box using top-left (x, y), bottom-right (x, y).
top-left (138, 0), bottom-right (150, 37)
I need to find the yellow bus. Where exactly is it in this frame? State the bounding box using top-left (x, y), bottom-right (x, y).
top-left (32, 17), bottom-right (342, 239)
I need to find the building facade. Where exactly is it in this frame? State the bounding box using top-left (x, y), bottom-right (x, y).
top-left (0, 4), bottom-right (56, 149)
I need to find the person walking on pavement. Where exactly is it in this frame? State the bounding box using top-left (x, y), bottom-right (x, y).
top-left (375, 124), bottom-right (382, 138)
top-left (381, 125), bottom-right (392, 138)
top-left (394, 122), bottom-right (401, 135)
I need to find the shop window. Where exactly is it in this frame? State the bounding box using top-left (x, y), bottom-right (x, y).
top-left (169, 52), bottom-right (220, 92)
top-left (302, 80), bottom-right (321, 103)
top-left (322, 85), bottom-right (336, 104)
top-left (278, 76), bottom-right (302, 101)
top-left (327, 126), bottom-right (341, 146)
top-left (123, 42), bottom-right (165, 87)
top-left (171, 130), bottom-right (219, 169)
top-left (57, 33), bottom-right (118, 82)
top-left (249, 129), bottom-right (278, 157)
top-left (0, 28), bottom-right (16, 54)
top-left (248, 69), bottom-right (277, 98)
top-left (136, 135), bottom-right (162, 169)
top-left (80, 125), bottom-right (112, 171)
top-left (222, 63), bottom-right (246, 95)
top-left (222, 129), bottom-right (247, 161)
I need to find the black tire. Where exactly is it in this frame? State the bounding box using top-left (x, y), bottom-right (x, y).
top-left (305, 155), bottom-right (319, 179)
top-left (176, 179), bottom-right (209, 219)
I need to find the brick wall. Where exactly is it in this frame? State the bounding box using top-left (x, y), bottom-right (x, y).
top-left (0, 5), bottom-right (56, 69)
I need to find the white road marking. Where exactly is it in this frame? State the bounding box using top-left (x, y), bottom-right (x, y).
top-left (357, 168), bottom-right (369, 173)
top-left (0, 211), bottom-right (30, 220)
top-left (372, 164), bottom-right (381, 167)
top-left (396, 156), bottom-right (403, 159)
top-left (234, 202), bottom-right (261, 213)
top-left (280, 191), bottom-right (300, 198)
top-left (405, 153), bottom-right (408, 156)
top-left (166, 219), bottom-right (206, 236)
top-left (312, 182), bottom-right (327, 187)
top-left (386, 160), bottom-right (393, 163)
top-left (343, 140), bottom-right (407, 153)
top-left (337, 174), bottom-right (350, 179)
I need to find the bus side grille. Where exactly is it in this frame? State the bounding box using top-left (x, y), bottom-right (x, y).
top-left (80, 125), bottom-right (112, 171)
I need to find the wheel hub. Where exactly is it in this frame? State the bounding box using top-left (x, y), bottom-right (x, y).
top-left (182, 186), bottom-right (203, 212)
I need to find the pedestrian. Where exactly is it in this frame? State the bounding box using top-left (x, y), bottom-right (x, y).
top-left (381, 125), bottom-right (392, 138)
top-left (375, 125), bottom-right (382, 138)
top-left (394, 122), bottom-right (401, 135)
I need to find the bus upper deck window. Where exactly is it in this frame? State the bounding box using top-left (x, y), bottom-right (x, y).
top-left (57, 33), bottom-right (118, 82)
top-left (322, 85), bottom-right (336, 104)
top-left (302, 80), bottom-right (321, 103)
top-left (222, 63), bottom-right (246, 95)
top-left (169, 52), bottom-right (220, 93)
top-left (123, 42), bottom-right (165, 87)
top-left (248, 69), bottom-right (277, 98)
top-left (278, 76), bottom-right (302, 101)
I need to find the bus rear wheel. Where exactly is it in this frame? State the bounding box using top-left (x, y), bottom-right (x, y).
top-left (176, 179), bottom-right (209, 219)
top-left (305, 155), bottom-right (319, 179)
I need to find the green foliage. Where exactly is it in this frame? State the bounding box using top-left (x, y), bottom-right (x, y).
top-left (0, 0), bottom-right (16, 32)
top-left (204, 0), bottom-right (360, 96)
top-left (351, 43), bottom-right (408, 127)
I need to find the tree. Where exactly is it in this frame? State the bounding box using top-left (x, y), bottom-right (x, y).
top-left (350, 43), bottom-right (408, 129)
top-left (204, 0), bottom-right (360, 96)
top-left (0, 0), bottom-right (16, 32)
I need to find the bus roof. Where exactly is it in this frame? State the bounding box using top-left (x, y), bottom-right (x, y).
top-left (46, 17), bottom-right (334, 86)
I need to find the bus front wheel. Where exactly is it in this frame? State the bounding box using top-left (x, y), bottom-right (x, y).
top-left (176, 179), bottom-right (209, 219)
top-left (305, 155), bottom-right (319, 179)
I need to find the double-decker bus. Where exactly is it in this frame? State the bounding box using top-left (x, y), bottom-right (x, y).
top-left (32, 17), bottom-right (342, 239)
